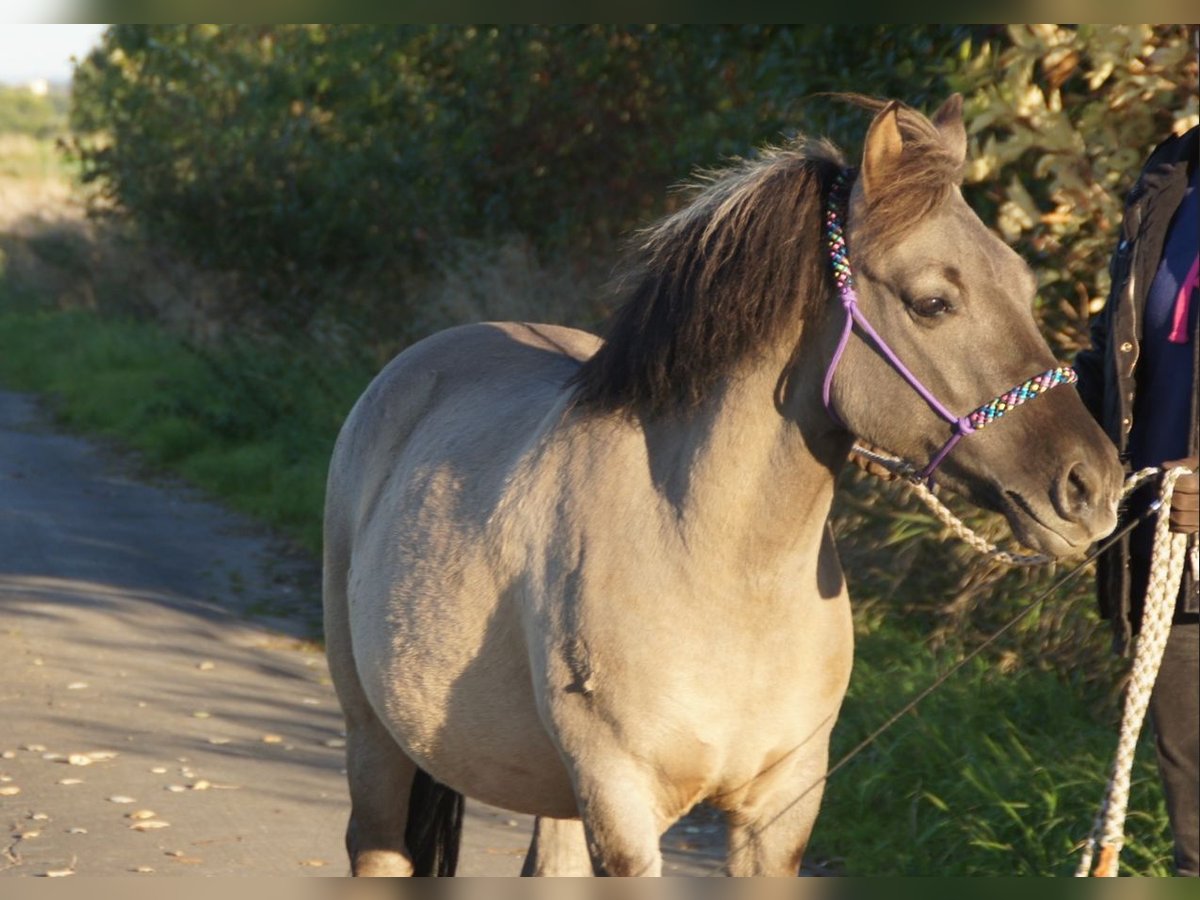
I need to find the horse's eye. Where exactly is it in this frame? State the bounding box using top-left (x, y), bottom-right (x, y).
top-left (911, 296), bottom-right (950, 318)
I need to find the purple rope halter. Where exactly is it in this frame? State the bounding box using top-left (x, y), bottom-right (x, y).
top-left (822, 169), bottom-right (1078, 483)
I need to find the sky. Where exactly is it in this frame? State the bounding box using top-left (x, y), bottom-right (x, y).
top-left (0, 23), bottom-right (107, 86)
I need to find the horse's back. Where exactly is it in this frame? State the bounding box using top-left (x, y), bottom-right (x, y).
top-left (323, 321), bottom-right (597, 815)
top-left (331, 322), bottom-right (596, 498)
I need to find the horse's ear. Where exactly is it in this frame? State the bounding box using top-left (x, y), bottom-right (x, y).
top-left (931, 93), bottom-right (967, 167)
top-left (861, 101), bottom-right (905, 204)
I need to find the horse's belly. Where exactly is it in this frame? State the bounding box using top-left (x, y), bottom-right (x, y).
top-left (351, 576), bottom-right (579, 819)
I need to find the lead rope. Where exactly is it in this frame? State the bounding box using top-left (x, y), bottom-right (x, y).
top-left (850, 444), bottom-right (1056, 565)
top-left (1075, 465), bottom-right (1193, 877)
top-left (850, 444), bottom-right (1171, 568)
top-left (849, 445), bottom-right (1192, 877)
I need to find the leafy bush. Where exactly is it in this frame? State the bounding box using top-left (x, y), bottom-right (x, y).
top-left (954, 24), bottom-right (1198, 357)
top-left (68, 25), bottom-right (977, 329)
top-left (69, 25), bottom-right (1196, 340)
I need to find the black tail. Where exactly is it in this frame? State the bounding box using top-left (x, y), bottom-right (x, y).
top-left (405, 768), bottom-right (464, 876)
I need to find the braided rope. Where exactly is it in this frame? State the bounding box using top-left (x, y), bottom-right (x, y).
top-left (1075, 465), bottom-right (1192, 878)
top-left (850, 444), bottom-right (1191, 876)
top-left (849, 444), bottom-right (1160, 566)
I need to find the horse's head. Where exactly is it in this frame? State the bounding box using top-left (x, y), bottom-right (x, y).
top-left (825, 96), bottom-right (1123, 557)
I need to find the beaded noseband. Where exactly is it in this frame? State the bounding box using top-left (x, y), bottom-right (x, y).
top-left (822, 169), bottom-right (1078, 483)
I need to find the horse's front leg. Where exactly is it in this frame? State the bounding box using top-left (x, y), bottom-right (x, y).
top-left (724, 747), bottom-right (831, 877)
top-left (521, 816), bottom-right (593, 876)
top-left (571, 759), bottom-right (669, 876)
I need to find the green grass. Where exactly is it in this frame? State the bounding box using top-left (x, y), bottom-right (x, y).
top-left (0, 302), bottom-right (1175, 876)
top-left (812, 622), bottom-right (1173, 875)
top-left (0, 307), bottom-right (372, 553)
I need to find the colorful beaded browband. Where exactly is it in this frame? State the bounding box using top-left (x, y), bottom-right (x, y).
top-left (966, 367), bottom-right (1078, 432)
top-left (821, 169), bottom-right (1079, 482)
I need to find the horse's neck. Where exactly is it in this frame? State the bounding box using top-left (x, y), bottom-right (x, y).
top-left (642, 345), bottom-right (849, 570)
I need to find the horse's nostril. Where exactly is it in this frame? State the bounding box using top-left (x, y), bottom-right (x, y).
top-left (1055, 461), bottom-right (1097, 522)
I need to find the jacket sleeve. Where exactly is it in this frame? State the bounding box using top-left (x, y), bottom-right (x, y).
top-left (1073, 258), bottom-right (1117, 424)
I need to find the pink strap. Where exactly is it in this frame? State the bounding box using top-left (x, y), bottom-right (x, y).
top-left (1169, 254), bottom-right (1199, 344)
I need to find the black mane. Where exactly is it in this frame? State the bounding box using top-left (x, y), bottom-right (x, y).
top-left (569, 140), bottom-right (844, 417)
top-left (569, 100), bottom-right (964, 419)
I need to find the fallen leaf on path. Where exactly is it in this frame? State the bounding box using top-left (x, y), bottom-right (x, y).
top-left (0, 786), bottom-right (20, 796)
top-left (190, 780), bottom-right (211, 791)
top-left (66, 682), bottom-right (88, 690)
top-left (197, 661), bottom-right (215, 671)
top-left (66, 755), bottom-right (92, 766)
top-left (126, 810), bottom-right (157, 820)
top-left (129, 820), bottom-right (171, 831)
top-left (107, 795), bottom-right (136, 804)
top-left (299, 859), bottom-right (327, 867)
top-left (66, 827), bottom-right (87, 834)
top-left (261, 734), bottom-right (283, 744)
top-left (23, 743), bottom-right (46, 752)
top-left (150, 767), bottom-right (167, 774)
top-left (41, 868), bottom-right (75, 877)
top-left (58, 778), bottom-right (83, 785)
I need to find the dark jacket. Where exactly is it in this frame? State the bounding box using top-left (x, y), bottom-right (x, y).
top-left (1075, 125), bottom-right (1199, 654)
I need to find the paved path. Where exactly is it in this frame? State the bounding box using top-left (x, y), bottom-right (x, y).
top-left (0, 390), bottom-right (722, 876)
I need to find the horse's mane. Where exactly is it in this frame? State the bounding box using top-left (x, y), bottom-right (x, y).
top-left (569, 98), bottom-right (963, 417)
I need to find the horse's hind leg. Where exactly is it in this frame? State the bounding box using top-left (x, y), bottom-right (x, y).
top-left (521, 817), bottom-right (593, 876)
top-left (343, 711), bottom-right (420, 876)
top-left (324, 546), bottom-right (418, 875)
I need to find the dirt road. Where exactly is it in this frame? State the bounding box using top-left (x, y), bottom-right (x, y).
top-left (0, 390), bottom-right (722, 876)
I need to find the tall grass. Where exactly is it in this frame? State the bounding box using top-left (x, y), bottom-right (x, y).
top-left (0, 308), bottom-right (371, 553)
top-left (813, 621), bottom-right (1172, 875)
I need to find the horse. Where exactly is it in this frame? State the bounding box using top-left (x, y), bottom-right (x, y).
top-left (322, 95), bottom-right (1124, 876)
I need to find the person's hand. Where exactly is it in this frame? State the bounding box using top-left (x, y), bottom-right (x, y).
top-left (1164, 456), bottom-right (1198, 534)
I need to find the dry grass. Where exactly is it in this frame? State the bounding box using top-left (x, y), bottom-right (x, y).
top-left (395, 235), bottom-right (610, 351)
top-left (2, 136), bottom-right (611, 359)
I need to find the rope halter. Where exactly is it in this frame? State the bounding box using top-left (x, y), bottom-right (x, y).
top-left (822, 169), bottom-right (1078, 484)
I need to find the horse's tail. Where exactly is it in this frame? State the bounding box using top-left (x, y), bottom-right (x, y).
top-left (405, 768), bottom-right (464, 876)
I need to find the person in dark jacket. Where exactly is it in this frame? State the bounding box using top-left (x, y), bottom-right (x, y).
top-left (1075, 123), bottom-right (1198, 876)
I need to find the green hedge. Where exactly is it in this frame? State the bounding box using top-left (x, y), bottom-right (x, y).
top-left (69, 25), bottom-right (978, 327)
top-left (68, 25), bottom-right (1197, 344)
